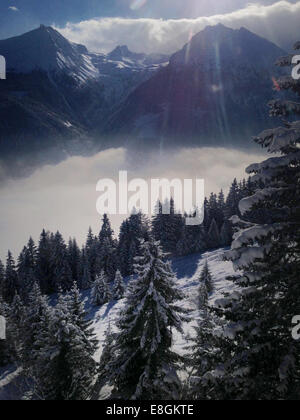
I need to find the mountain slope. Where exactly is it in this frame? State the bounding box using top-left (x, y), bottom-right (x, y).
top-left (0, 25), bottom-right (99, 82)
top-left (105, 25), bottom-right (286, 147)
top-left (0, 26), bottom-right (168, 168)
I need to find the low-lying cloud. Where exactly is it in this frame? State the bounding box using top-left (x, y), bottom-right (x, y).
top-left (0, 147), bottom-right (265, 261)
top-left (57, 1), bottom-right (300, 54)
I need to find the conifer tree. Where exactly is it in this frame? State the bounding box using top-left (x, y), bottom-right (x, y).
top-left (51, 232), bottom-right (73, 292)
top-left (113, 270), bottom-right (126, 300)
top-left (214, 43), bottom-right (300, 400)
top-left (85, 227), bottom-right (99, 282)
top-left (220, 220), bottom-right (233, 247)
top-left (91, 271), bottom-right (111, 307)
top-left (7, 293), bottom-right (26, 362)
top-left (67, 238), bottom-right (81, 284)
top-left (93, 322), bottom-right (115, 399)
top-left (3, 251), bottom-right (19, 303)
top-left (22, 283), bottom-right (50, 371)
top-left (118, 212), bottom-right (150, 276)
top-left (109, 239), bottom-right (188, 400)
top-left (34, 289), bottom-right (97, 400)
top-left (186, 283), bottom-right (225, 400)
top-left (0, 260), bottom-right (5, 300)
top-left (200, 260), bottom-right (214, 294)
top-left (36, 230), bottom-right (54, 294)
top-left (79, 249), bottom-right (92, 290)
top-left (207, 219), bottom-right (221, 250)
top-left (0, 296), bottom-right (9, 366)
top-left (17, 238), bottom-right (37, 302)
top-left (98, 215), bottom-right (118, 281)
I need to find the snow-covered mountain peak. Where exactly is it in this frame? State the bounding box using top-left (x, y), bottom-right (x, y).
top-left (170, 24), bottom-right (284, 69)
top-left (107, 45), bottom-right (144, 61)
top-left (0, 25), bottom-right (99, 82)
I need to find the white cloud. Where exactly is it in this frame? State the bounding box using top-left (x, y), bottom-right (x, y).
top-left (8, 6), bottom-right (19, 12)
top-left (0, 147), bottom-right (265, 261)
top-left (56, 1), bottom-right (300, 54)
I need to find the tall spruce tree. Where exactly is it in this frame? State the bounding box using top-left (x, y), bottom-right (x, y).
top-left (113, 270), bottom-right (126, 300)
top-left (200, 260), bottom-right (214, 294)
top-left (213, 44), bottom-right (300, 400)
top-left (98, 215), bottom-right (118, 281)
top-left (207, 219), bottom-right (221, 250)
top-left (186, 283), bottom-right (222, 400)
top-left (109, 238), bottom-right (188, 400)
top-left (0, 260), bottom-right (5, 300)
top-left (91, 271), bottom-right (111, 307)
top-left (36, 230), bottom-right (53, 294)
top-left (93, 322), bottom-right (115, 400)
top-left (118, 212), bottom-right (150, 277)
top-left (34, 288), bottom-right (97, 400)
top-left (3, 251), bottom-right (19, 303)
top-left (51, 232), bottom-right (73, 292)
top-left (17, 238), bottom-right (37, 302)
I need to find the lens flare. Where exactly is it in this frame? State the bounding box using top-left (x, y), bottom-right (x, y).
top-left (130, 0), bottom-right (147, 11)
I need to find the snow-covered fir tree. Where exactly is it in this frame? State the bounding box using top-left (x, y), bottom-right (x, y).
top-left (33, 288), bottom-right (97, 400)
top-left (207, 219), bottom-right (221, 250)
top-left (50, 232), bottom-right (73, 292)
top-left (220, 220), bottom-right (233, 247)
top-left (67, 238), bottom-right (81, 285)
top-left (199, 261), bottom-right (214, 294)
top-left (98, 214), bottom-right (118, 281)
top-left (214, 43), bottom-right (300, 400)
top-left (91, 271), bottom-right (111, 307)
top-left (0, 296), bottom-right (9, 366)
top-left (79, 248), bottom-right (92, 290)
top-left (93, 322), bottom-right (115, 400)
top-left (7, 293), bottom-right (26, 362)
top-left (113, 270), bottom-right (126, 300)
top-left (85, 227), bottom-right (99, 282)
top-left (21, 282), bottom-right (50, 372)
top-left (17, 238), bottom-right (37, 303)
top-left (36, 230), bottom-right (53, 294)
top-left (185, 283), bottom-right (223, 400)
top-left (118, 212), bottom-right (150, 276)
top-left (109, 238), bottom-right (188, 400)
top-left (152, 198), bottom-right (184, 255)
top-left (3, 251), bottom-right (19, 303)
top-left (0, 260), bottom-right (5, 300)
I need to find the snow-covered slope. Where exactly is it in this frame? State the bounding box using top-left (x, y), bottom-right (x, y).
top-left (90, 248), bottom-right (234, 365)
top-left (0, 248), bottom-right (235, 400)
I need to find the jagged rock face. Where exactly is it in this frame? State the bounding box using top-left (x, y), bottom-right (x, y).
top-left (105, 25), bottom-right (287, 147)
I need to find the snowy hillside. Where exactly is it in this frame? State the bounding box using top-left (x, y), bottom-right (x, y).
top-left (0, 248), bottom-right (235, 400)
top-left (91, 248), bottom-right (234, 372)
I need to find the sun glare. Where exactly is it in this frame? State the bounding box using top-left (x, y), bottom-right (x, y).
top-left (130, 0), bottom-right (147, 11)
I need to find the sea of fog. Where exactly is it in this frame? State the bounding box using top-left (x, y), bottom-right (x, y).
top-left (0, 147), bottom-right (266, 261)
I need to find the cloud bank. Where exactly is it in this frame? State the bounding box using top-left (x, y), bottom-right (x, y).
top-left (0, 147), bottom-right (265, 261)
top-left (56, 1), bottom-right (300, 54)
